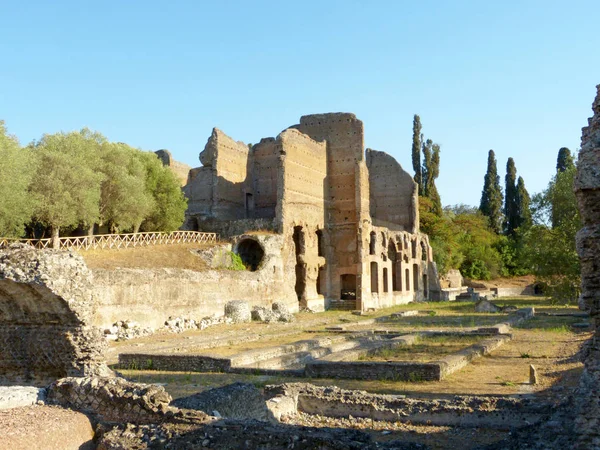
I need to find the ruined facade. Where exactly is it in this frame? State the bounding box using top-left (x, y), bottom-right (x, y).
top-left (183, 113), bottom-right (438, 311)
top-left (155, 149), bottom-right (192, 186)
top-left (0, 245), bottom-right (111, 384)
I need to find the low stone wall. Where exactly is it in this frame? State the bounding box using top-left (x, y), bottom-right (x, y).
top-left (432, 287), bottom-right (467, 301)
top-left (119, 353), bottom-right (231, 372)
top-left (265, 383), bottom-right (548, 429)
top-left (47, 377), bottom-right (175, 424)
top-left (305, 334), bottom-right (511, 382)
top-left (305, 360), bottom-right (443, 381)
top-left (493, 286), bottom-right (534, 297)
top-left (92, 234), bottom-right (298, 329)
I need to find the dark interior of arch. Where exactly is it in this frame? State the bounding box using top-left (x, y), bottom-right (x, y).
top-left (236, 239), bottom-right (265, 271)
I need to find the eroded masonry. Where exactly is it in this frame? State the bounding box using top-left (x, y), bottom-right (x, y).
top-left (182, 113), bottom-right (438, 311)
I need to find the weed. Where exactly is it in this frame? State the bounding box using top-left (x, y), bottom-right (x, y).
top-left (428, 311), bottom-right (437, 317)
top-left (520, 353), bottom-right (531, 358)
top-left (145, 359), bottom-right (154, 370)
top-left (228, 252), bottom-right (247, 271)
top-left (501, 380), bottom-right (516, 387)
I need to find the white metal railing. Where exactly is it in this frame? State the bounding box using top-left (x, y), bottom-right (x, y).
top-left (0, 231), bottom-right (218, 251)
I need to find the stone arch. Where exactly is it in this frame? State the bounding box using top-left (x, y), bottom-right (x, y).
top-left (0, 245), bottom-right (109, 385)
top-left (369, 232), bottom-right (376, 255)
top-left (235, 238), bottom-right (265, 271)
top-left (370, 261), bottom-right (379, 293)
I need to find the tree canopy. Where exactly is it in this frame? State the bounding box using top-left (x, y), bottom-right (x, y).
top-left (556, 147), bottom-right (574, 173)
top-left (0, 121), bottom-right (37, 237)
top-left (0, 120), bottom-right (188, 244)
top-left (29, 129), bottom-right (104, 243)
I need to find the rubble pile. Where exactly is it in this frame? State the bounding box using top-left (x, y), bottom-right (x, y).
top-left (251, 302), bottom-right (295, 323)
top-left (104, 320), bottom-right (153, 341)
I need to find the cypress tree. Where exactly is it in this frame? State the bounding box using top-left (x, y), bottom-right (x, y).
top-left (515, 176), bottom-right (532, 230)
top-left (421, 139), bottom-right (442, 215)
top-left (428, 143), bottom-right (442, 215)
top-left (479, 150), bottom-right (503, 234)
top-left (556, 147), bottom-right (574, 173)
top-left (421, 139), bottom-right (433, 197)
top-left (411, 115), bottom-right (423, 194)
top-left (504, 157), bottom-right (518, 235)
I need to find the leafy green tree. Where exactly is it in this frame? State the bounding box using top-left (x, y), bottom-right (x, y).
top-left (523, 164), bottom-right (580, 303)
top-left (136, 151), bottom-right (188, 232)
top-left (98, 142), bottom-right (155, 233)
top-left (0, 121), bottom-right (37, 237)
top-left (556, 147), bottom-right (574, 173)
top-left (421, 201), bottom-right (503, 279)
top-left (479, 150), bottom-right (503, 234)
top-left (453, 210), bottom-right (503, 280)
top-left (419, 197), bottom-right (462, 275)
top-left (29, 129), bottom-right (104, 246)
top-left (411, 114), bottom-right (423, 194)
top-left (503, 157), bottom-right (518, 235)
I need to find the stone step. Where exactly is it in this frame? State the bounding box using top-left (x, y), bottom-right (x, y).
top-left (317, 334), bottom-right (418, 362)
top-left (328, 300), bottom-right (356, 311)
top-left (233, 336), bottom-right (365, 370)
top-left (228, 335), bottom-right (352, 368)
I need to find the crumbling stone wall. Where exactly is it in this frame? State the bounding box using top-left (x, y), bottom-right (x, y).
top-left (574, 85), bottom-right (600, 448)
top-left (366, 148), bottom-right (419, 233)
top-left (249, 137), bottom-right (280, 219)
top-left (154, 149), bottom-right (192, 186)
top-left (0, 245), bottom-right (110, 385)
top-left (48, 377), bottom-right (174, 424)
top-left (292, 113), bottom-right (371, 308)
top-left (575, 84), bottom-right (600, 332)
top-left (92, 234), bottom-right (298, 329)
top-left (185, 128), bottom-right (249, 222)
top-left (277, 128), bottom-right (327, 310)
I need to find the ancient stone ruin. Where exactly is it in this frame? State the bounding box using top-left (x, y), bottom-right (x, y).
top-left (576, 84), bottom-right (600, 337)
top-left (183, 113), bottom-right (438, 312)
top-left (154, 149), bottom-right (191, 186)
top-left (574, 84), bottom-right (600, 448)
top-left (0, 245), bottom-right (111, 384)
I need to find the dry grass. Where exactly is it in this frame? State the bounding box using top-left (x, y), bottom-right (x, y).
top-left (115, 296), bottom-right (590, 399)
top-left (361, 335), bottom-right (484, 362)
top-left (79, 243), bottom-right (213, 271)
top-left (119, 325), bottom-right (590, 399)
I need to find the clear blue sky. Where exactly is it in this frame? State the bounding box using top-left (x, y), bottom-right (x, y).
top-left (1, 0), bottom-right (598, 207)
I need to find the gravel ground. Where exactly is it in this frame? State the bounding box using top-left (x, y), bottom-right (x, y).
top-left (0, 405), bottom-right (95, 450)
top-left (281, 411), bottom-right (510, 449)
